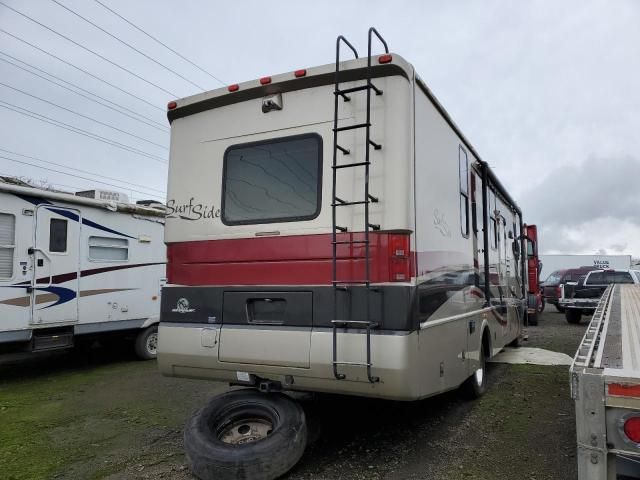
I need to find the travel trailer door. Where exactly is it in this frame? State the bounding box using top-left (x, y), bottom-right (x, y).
top-left (30, 205), bottom-right (80, 325)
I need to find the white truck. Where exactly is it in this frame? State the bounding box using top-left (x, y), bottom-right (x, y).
top-left (540, 254), bottom-right (632, 281)
top-left (571, 284), bottom-right (640, 479)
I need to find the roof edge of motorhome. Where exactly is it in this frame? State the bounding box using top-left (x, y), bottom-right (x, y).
top-left (166, 54), bottom-right (413, 123)
top-left (0, 182), bottom-right (165, 217)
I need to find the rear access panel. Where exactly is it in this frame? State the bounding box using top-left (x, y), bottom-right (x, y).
top-left (219, 291), bottom-right (312, 368)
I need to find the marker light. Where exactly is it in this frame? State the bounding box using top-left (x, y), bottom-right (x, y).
top-left (294, 69), bottom-right (307, 78)
top-left (167, 101), bottom-right (177, 110)
top-left (378, 54), bottom-right (392, 64)
top-left (624, 416), bottom-right (640, 444)
top-left (260, 76), bottom-right (272, 85)
top-left (609, 383), bottom-right (640, 398)
top-left (228, 84), bottom-right (240, 92)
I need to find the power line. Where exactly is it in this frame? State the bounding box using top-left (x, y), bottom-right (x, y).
top-left (51, 0), bottom-right (205, 92)
top-left (94, 0), bottom-right (226, 87)
top-left (0, 155), bottom-right (165, 199)
top-left (0, 80), bottom-right (168, 150)
top-left (0, 29), bottom-right (165, 113)
top-left (0, 147), bottom-right (166, 194)
top-left (0, 101), bottom-right (167, 164)
top-left (0, 1), bottom-right (178, 97)
top-left (0, 52), bottom-right (168, 131)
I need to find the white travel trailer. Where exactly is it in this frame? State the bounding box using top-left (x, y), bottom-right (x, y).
top-left (0, 178), bottom-right (166, 359)
top-left (158, 29), bottom-right (534, 480)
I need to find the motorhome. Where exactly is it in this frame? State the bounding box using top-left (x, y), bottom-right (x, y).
top-left (158, 29), bottom-right (536, 479)
top-left (0, 178), bottom-right (166, 359)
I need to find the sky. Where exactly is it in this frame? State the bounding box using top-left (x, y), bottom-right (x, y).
top-left (1, 0), bottom-right (639, 255)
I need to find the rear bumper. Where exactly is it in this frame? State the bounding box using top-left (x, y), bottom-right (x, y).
top-left (157, 322), bottom-right (422, 400)
top-left (559, 299), bottom-right (598, 310)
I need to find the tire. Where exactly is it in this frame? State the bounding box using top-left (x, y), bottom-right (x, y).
top-left (134, 325), bottom-right (158, 360)
top-left (184, 390), bottom-right (307, 480)
top-left (555, 305), bottom-right (565, 313)
top-left (565, 309), bottom-right (582, 324)
top-left (528, 311), bottom-right (539, 326)
top-left (461, 340), bottom-right (488, 399)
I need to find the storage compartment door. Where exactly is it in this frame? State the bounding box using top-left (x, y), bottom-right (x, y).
top-left (219, 291), bottom-right (312, 368)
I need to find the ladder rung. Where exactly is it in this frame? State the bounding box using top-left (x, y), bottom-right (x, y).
top-left (333, 361), bottom-right (372, 367)
top-left (332, 240), bottom-right (369, 245)
top-left (369, 83), bottom-right (383, 95)
top-left (332, 200), bottom-right (368, 206)
top-left (335, 85), bottom-right (369, 95)
top-left (336, 144), bottom-right (350, 155)
top-left (332, 320), bottom-right (379, 327)
top-left (334, 122), bottom-right (370, 132)
top-left (369, 140), bottom-right (382, 150)
top-left (368, 223), bottom-right (381, 231)
top-left (333, 161), bottom-right (370, 169)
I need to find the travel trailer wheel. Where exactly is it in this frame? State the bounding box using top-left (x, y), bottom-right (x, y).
top-left (461, 339), bottom-right (488, 399)
top-left (134, 325), bottom-right (158, 360)
top-left (184, 389), bottom-right (307, 480)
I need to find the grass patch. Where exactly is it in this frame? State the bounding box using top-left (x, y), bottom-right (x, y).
top-left (0, 360), bottom-right (166, 480)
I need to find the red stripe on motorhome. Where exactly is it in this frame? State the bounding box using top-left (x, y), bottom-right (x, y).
top-left (167, 232), bottom-right (414, 286)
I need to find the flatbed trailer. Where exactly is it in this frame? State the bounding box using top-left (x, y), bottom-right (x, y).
top-left (571, 284), bottom-right (640, 479)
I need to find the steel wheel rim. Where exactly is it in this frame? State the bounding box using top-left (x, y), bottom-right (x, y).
top-left (146, 332), bottom-right (158, 355)
top-left (219, 418), bottom-right (274, 445)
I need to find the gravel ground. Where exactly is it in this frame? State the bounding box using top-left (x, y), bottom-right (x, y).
top-left (0, 308), bottom-right (587, 480)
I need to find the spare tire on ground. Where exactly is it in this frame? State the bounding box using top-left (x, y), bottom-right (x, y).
top-left (184, 389), bottom-right (308, 480)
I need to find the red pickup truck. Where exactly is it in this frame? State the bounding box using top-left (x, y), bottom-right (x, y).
top-left (541, 266), bottom-right (594, 313)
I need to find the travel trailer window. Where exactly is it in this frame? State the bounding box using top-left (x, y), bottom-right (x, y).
top-left (88, 236), bottom-right (129, 261)
top-left (49, 218), bottom-right (68, 253)
top-left (458, 146), bottom-right (469, 237)
top-left (0, 213), bottom-right (15, 279)
top-left (221, 134), bottom-right (322, 225)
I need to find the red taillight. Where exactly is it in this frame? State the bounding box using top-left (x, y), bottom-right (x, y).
top-left (167, 100), bottom-right (177, 110)
top-left (378, 54), bottom-right (392, 64)
top-left (294, 69), bottom-right (307, 78)
top-left (388, 234), bottom-right (411, 282)
top-left (260, 76), bottom-right (272, 85)
top-left (624, 416), bottom-right (640, 443)
top-left (228, 84), bottom-right (239, 92)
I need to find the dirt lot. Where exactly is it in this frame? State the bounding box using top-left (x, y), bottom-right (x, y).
top-left (0, 308), bottom-right (587, 480)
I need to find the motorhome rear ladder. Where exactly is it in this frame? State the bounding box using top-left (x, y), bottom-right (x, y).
top-left (330, 28), bottom-right (389, 384)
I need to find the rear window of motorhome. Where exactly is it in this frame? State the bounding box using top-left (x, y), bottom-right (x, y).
top-left (0, 213), bottom-right (15, 279)
top-left (221, 134), bottom-right (322, 225)
top-left (49, 218), bottom-right (68, 253)
top-left (89, 236), bottom-right (129, 261)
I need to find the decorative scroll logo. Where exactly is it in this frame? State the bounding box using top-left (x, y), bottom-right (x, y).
top-left (172, 298), bottom-right (195, 313)
top-left (433, 209), bottom-right (451, 237)
top-left (166, 198), bottom-right (220, 221)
